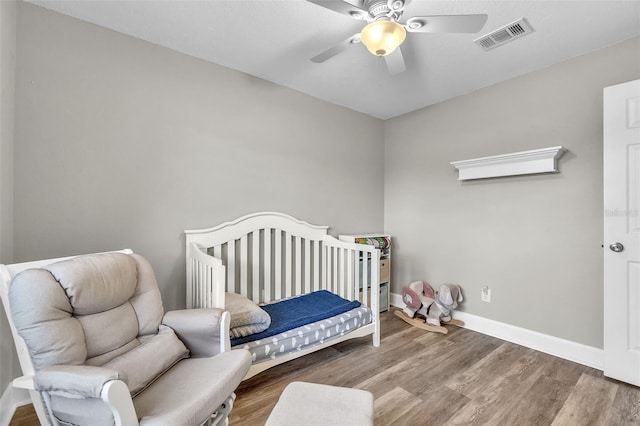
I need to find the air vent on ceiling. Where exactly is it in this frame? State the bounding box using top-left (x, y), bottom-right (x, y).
top-left (474, 18), bottom-right (534, 51)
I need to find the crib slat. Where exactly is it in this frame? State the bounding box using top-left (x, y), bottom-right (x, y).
top-left (227, 240), bottom-right (236, 293)
top-left (333, 248), bottom-right (338, 295)
top-left (355, 251), bottom-right (361, 303)
top-left (188, 258), bottom-right (193, 308)
top-left (252, 230), bottom-right (260, 303)
top-left (240, 235), bottom-right (248, 296)
top-left (275, 230), bottom-right (282, 300)
top-left (333, 247), bottom-right (338, 293)
top-left (313, 241), bottom-right (320, 292)
top-left (192, 259), bottom-right (196, 308)
top-left (200, 264), bottom-right (207, 307)
top-left (328, 246), bottom-right (333, 292)
top-left (295, 236), bottom-right (302, 296)
top-left (338, 248), bottom-right (345, 298)
top-left (264, 228), bottom-right (271, 303)
top-left (346, 250), bottom-right (356, 300)
top-left (194, 260), bottom-right (200, 307)
top-left (304, 238), bottom-right (311, 294)
top-left (211, 247), bottom-right (221, 305)
top-left (199, 262), bottom-right (204, 307)
top-left (206, 264), bottom-right (211, 308)
top-left (362, 252), bottom-right (369, 308)
top-left (201, 263), bottom-right (205, 308)
top-left (285, 232), bottom-right (292, 298)
top-left (322, 244), bottom-right (327, 291)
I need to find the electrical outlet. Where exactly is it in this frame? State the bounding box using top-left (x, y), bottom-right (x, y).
top-left (481, 286), bottom-right (491, 303)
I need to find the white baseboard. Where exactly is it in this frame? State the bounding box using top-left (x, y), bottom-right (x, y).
top-left (0, 383), bottom-right (30, 426)
top-left (389, 292), bottom-right (604, 371)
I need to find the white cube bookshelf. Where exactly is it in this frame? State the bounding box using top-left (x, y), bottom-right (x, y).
top-left (338, 234), bottom-right (390, 312)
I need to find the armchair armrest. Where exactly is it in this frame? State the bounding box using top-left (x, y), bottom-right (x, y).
top-left (162, 308), bottom-right (231, 357)
top-left (13, 375), bottom-right (35, 390)
top-left (35, 365), bottom-right (128, 399)
top-left (35, 366), bottom-right (139, 426)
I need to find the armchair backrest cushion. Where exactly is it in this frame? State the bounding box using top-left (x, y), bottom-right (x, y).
top-left (10, 268), bottom-right (87, 368)
top-left (9, 252), bottom-right (188, 397)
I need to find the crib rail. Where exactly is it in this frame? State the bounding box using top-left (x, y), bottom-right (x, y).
top-left (322, 236), bottom-right (380, 313)
top-left (187, 235), bottom-right (380, 310)
top-left (185, 216), bottom-right (381, 307)
top-left (186, 242), bottom-right (225, 309)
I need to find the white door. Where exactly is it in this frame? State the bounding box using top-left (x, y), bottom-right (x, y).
top-left (604, 79), bottom-right (640, 386)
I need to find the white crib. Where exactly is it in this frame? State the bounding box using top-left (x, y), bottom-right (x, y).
top-left (185, 212), bottom-right (381, 378)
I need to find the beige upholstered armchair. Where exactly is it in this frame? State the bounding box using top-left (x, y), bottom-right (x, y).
top-left (0, 250), bottom-right (251, 426)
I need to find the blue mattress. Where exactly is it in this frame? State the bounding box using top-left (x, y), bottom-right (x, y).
top-left (230, 290), bottom-right (361, 346)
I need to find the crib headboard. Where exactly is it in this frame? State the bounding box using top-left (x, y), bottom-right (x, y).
top-left (185, 212), bottom-right (380, 311)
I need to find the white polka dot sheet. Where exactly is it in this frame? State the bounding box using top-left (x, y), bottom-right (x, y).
top-left (231, 306), bottom-right (373, 364)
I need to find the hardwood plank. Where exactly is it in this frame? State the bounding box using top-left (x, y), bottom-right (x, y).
top-left (354, 332), bottom-right (468, 398)
top-left (236, 345), bottom-right (344, 391)
top-left (447, 374), bottom-right (533, 425)
top-left (292, 335), bottom-right (426, 390)
top-left (502, 347), bottom-right (551, 383)
top-left (540, 351), bottom-right (596, 386)
top-left (490, 375), bottom-right (572, 425)
top-left (605, 379), bottom-right (640, 425)
top-left (405, 333), bottom-right (504, 397)
top-left (447, 348), bottom-right (549, 425)
top-left (9, 405), bottom-right (38, 426)
top-left (551, 373), bottom-right (618, 425)
top-left (405, 384), bottom-right (469, 426)
top-left (444, 341), bottom-right (529, 398)
top-left (373, 387), bottom-right (423, 426)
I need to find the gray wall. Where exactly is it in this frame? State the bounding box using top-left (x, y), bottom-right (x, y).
top-left (13, 2), bottom-right (385, 308)
top-left (385, 36), bottom-right (640, 349)
top-left (0, 0), bottom-right (17, 399)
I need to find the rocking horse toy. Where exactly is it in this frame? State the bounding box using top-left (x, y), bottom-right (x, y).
top-left (394, 280), bottom-right (465, 334)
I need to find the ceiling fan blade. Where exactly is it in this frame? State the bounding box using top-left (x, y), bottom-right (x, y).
top-left (306, 0), bottom-right (369, 20)
top-left (384, 47), bottom-right (406, 75)
top-left (405, 14), bottom-right (488, 33)
top-left (311, 34), bottom-right (361, 63)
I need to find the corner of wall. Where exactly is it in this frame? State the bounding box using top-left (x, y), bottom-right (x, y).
top-left (0, 0), bottom-right (18, 414)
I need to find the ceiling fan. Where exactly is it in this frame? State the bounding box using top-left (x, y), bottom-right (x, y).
top-left (307, 0), bottom-right (488, 74)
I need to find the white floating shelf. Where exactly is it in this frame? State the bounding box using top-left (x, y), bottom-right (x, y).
top-left (451, 146), bottom-right (567, 181)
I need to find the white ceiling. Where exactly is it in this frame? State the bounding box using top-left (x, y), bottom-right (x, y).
top-left (27, 0), bottom-right (640, 119)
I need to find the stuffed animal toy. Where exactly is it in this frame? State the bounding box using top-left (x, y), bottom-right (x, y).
top-left (401, 280), bottom-right (435, 318)
top-left (426, 283), bottom-right (463, 327)
top-left (402, 281), bottom-right (463, 326)
top-left (399, 281), bottom-right (465, 333)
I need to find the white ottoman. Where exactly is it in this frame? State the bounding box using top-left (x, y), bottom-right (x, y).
top-left (265, 382), bottom-right (374, 426)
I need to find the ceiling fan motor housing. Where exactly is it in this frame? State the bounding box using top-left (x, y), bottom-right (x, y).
top-left (365, 0), bottom-right (406, 20)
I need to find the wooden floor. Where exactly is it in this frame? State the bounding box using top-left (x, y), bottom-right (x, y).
top-left (10, 308), bottom-right (640, 425)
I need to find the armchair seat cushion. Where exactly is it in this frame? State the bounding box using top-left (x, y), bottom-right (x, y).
top-left (133, 350), bottom-right (252, 426)
top-left (49, 395), bottom-right (114, 426)
top-left (46, 346), bottom-right (251, 426)
top-left (102, 325), bottom-right (189, 396)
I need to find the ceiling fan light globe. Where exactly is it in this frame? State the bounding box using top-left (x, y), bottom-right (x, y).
top-left (360, 20), bottom-right (406, 57)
